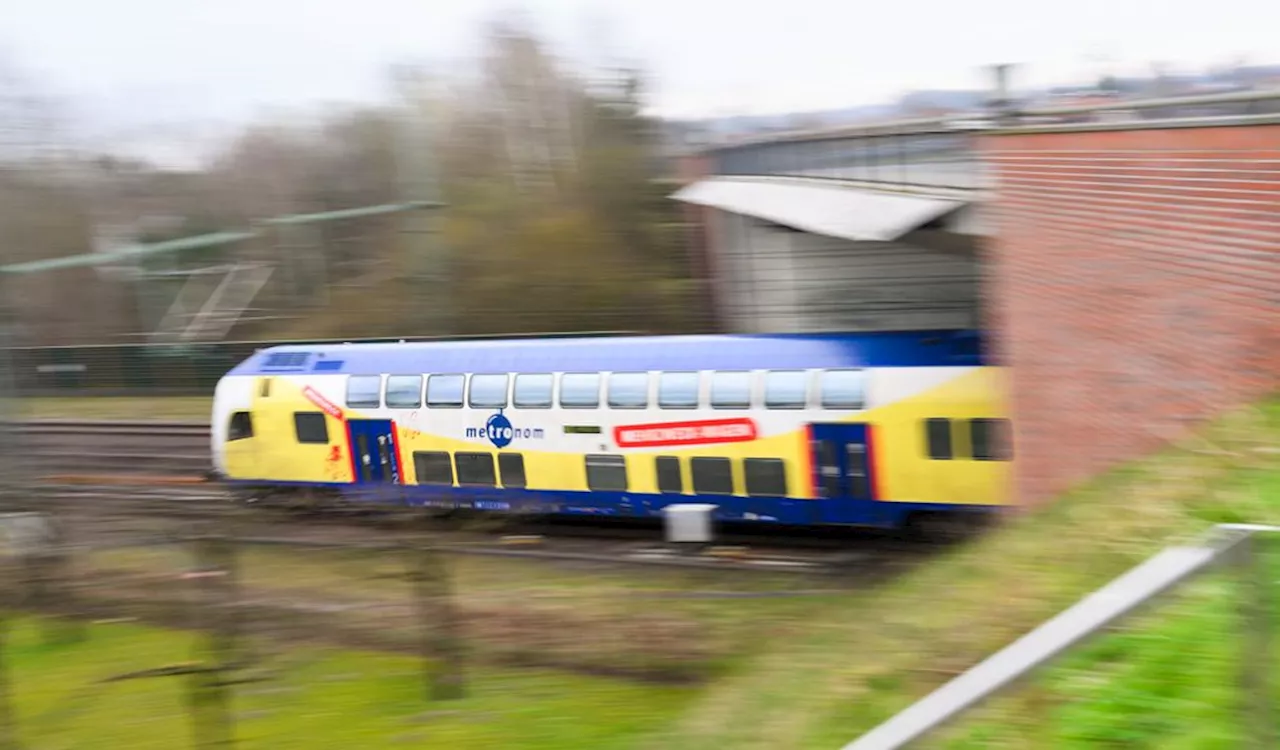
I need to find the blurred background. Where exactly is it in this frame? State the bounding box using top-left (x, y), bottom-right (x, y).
top-left (2, 3), bottom-right (1280, 749)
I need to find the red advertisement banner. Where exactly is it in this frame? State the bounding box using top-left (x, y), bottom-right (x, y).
top-left (303, 386), bottom-right (344, 420)
top-left (613, 417), bottom-right (758, 448)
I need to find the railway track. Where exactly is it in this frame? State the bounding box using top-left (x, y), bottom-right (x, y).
top-left (8, 419), bottom-right (211, 477)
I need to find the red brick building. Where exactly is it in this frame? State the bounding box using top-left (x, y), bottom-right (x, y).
top-left (983, 122), bottom-right (1280, 503)
top-left (673, 96), bottom-right (1280, 506)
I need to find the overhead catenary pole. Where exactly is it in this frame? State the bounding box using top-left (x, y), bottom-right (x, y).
top-left (393, 68), bottom-right (454, 337)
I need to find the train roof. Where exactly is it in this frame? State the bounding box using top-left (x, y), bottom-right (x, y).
top-left (226, 329), bottom-right (988, 377)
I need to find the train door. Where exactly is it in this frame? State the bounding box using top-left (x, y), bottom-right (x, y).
top-left (346, 419), bottom-right (401, 484)
top-left (810, 423), bottom-right (875, 521)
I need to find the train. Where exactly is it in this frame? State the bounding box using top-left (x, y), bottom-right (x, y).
top-left (209, 329), bottom-right (1012, 531)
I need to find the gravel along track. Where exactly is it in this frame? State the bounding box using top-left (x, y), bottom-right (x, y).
top-left (10, 420), bottom-right (211, 478)
top-left (32, 484), bottom-right (937, 575)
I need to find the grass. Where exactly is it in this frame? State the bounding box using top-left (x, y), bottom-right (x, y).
top-left (18, 396), bottom-right (1280, 746)
top-left (18, 396), bottom-right (211, 421)
top-left (5, 616), bottom-right (695, 749)
top-left (626, 398), bottom-right (1280, 749)
top-left (935, 560), bottom-right (1280, 748)
top-left (83, 544), bottom-right (841, 683)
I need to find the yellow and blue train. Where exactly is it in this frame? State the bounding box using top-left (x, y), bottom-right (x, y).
top-left (210, 330), bottom-right (1012, 529)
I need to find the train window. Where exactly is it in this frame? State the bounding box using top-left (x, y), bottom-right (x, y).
top-left (710, 371), bottom-right (751, 409)
top-left (228, 411), bottom-right (253, 441)
top-left (608, 372), bottom-right (649, 409)
top-left (925, 418), bottom-right (953, 460)
top-left (293, 412), bottom-right (329, 444)
top-left (585, 454), bottom-right (627, 491)
top-left (385, 375), bottom-right (423, 409)
top-left (414, 451), bottom-right (453, 485)
top-left (691, 457), bottom-right (734, 495)
top-left (655, 456), bottom-right (683, 494)
top-left (499, 453), bottom-right (527, 488)
top-left (469, 374), bottom-right (509, 409)
top-left (971, 418), bottom-right (1013, 461)
top-left (426, 374), bottom-right (465, 408)
top-left (455, 452), bottom-right (497, 486)
top-left (658, 372), bottom-right (699, 409)
top-left (346, 375), bottom-right (382, 408)
top-left (513, 374), bottom-right (554, 409)
top-left (560, 373), bottom-right (601, 409)
top-left (744, 458), bottom-right (788, 497)
top-left (764, 370), bottom-right (808, 409)
top-left (820, 369), bottom-right (866, 409)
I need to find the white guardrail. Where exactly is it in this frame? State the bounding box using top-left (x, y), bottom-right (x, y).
top-left (842, 523), bottom-right (1279, 750)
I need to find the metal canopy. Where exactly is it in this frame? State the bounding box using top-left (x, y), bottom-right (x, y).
top-left (670, 177), bottom-right (967, 243)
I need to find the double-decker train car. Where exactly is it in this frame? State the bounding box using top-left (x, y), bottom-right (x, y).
top-left (210, 330), bottom-right (1012, 530)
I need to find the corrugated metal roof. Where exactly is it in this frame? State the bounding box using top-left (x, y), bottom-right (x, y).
top-left (671, 177), bottom-right (967, 243)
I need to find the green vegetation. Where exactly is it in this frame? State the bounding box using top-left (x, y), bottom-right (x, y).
top-left (635, 398), bottom-right (1280, 749)
top-left (939, 563), bottom-right (1278, 748)
top-left (5, 617), bottom-right (693, 749)
top-left (20, 398), bottom-right (1280, 747)
top-left (85, 544), bottom-right (843, 684)
top-left (19, 396), bottom-right (211, 420)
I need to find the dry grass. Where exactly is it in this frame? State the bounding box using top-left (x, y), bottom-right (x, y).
top-left (79, 543), bottom-right (838, 684)
top-left (19, 396), bottom-right (211, 421)
top-left (631, 398), bottom-right (1280, 749)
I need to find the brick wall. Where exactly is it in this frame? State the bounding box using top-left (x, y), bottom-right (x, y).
top-left (984, 124), bottom-right (1280, 504)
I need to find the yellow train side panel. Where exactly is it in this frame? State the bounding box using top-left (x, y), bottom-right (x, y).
top-left (869, 368), bottom-right (1012, 507)
top-left (229, 369), bottom-right (1009, 508)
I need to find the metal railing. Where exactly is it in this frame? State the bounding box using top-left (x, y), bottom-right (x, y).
top-left (842, 523), bottom-right (1278, 749)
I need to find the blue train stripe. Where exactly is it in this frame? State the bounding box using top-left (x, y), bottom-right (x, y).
top-left (230, 329), bottom-right (986, 378)
top-left (225, 480), bottom-right (1001, 528)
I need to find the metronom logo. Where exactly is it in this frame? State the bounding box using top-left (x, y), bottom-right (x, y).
top-left (465, 412), bottom-right (545, 448)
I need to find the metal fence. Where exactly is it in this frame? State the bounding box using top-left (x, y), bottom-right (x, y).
top-left (842, 523), bottom-right (1279, 749)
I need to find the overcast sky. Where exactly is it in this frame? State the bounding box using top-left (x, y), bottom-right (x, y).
top-left (3, 0), bottom-right (1278, 162)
